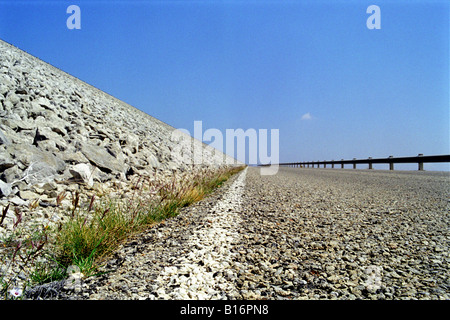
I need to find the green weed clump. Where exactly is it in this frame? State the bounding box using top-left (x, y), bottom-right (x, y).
top-left (53, 165), bottom-right (245, 276)
top-left (0, 165), bottom-right (244, 299)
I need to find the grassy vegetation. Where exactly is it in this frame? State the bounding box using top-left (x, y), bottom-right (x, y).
top-left (50, 165), bottom-right (245, 278)
top-left (1, 165), bottom-right (245, 298)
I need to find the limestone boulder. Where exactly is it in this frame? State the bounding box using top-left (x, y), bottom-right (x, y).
top-left (69, 163), bottom-right (95, 187)
top-left (80, 142), bottom-right (127, 177)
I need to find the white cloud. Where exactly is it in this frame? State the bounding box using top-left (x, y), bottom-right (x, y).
top-left (301, 112), bottom-right (312, 120)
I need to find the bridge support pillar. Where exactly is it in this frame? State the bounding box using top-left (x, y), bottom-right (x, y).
top-left (418, 154), bottom-right (424, 171)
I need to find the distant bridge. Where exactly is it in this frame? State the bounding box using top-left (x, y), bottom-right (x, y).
top-left (264, 154), bottom-right (450, 171)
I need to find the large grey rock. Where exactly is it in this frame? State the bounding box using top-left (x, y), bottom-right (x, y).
top-left (24, 160), bottom-right (62, 185)
top-left (80, 142), bottom-right (126, 176)
top-left (6, 92), bottom-right (20, 105)
top-left (105, 141), bottom-right (125, 162)
top-left (18, 190), bottom-right (40, 200)
top-left (60, 150), bottom-right (89, 164)
top-left (33, 127), bottom-right (54, 145)
top-left (0, 153), bottom-right (14, 171)
top-left (0, 180), bottom-right (12, 197)
top-left (148, 154), bottom-right (161, 168)
top-left (1, 165), bottom-right (22, 184)
top-left (3, 144), bottom-right (66, 186)
top-left (33, 96), bottom-right (55, 111)
top-left (69, 163), bottom-right (95, 187)
top-left (0, 129), bottom-right (10, 145)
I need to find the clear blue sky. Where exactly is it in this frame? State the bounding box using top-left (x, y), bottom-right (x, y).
top-left (1, 0), bottom-right (449, 170)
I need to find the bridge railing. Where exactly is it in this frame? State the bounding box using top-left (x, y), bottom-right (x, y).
top-left (274, 154), bottom-right (450, 171)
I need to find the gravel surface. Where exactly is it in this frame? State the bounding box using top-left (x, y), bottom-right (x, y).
top-left (27, 167), bottom-right (449, 300)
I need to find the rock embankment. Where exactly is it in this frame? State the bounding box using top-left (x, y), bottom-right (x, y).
top-left (0, 39), bottom-right (236, 294)
top-left (0, 38), bottom-right (235, 228)
top-left (0, 39), bottom-right (233, 197)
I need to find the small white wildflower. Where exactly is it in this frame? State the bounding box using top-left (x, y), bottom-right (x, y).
top-left (9, 287), bottom-right (23, 298)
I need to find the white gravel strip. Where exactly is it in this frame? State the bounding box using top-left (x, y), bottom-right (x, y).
top-left (153, 167), bottom-right (247, 299)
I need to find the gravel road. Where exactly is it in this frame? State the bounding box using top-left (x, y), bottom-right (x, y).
top-left (27, 167), bottom-right (449, 300)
